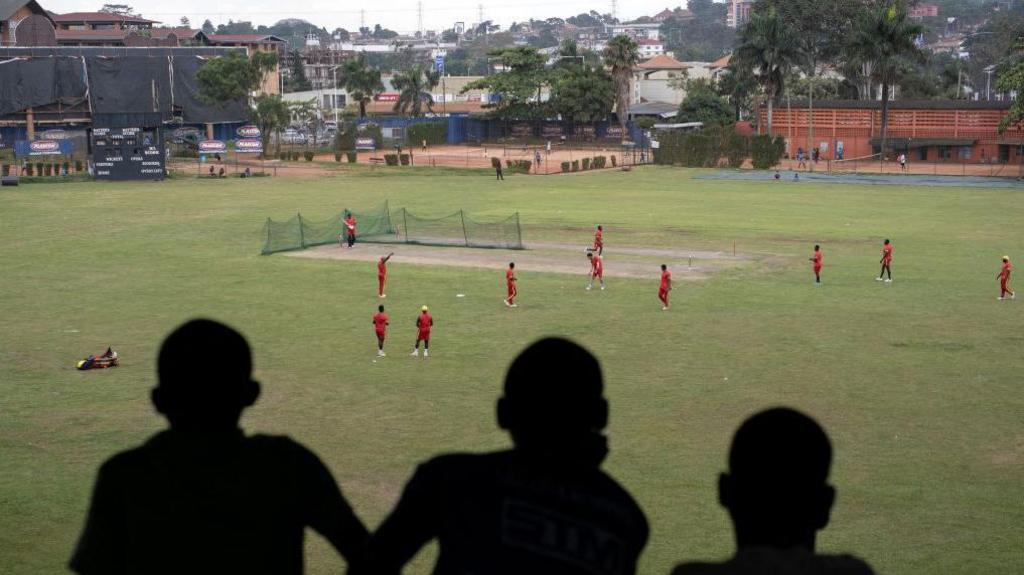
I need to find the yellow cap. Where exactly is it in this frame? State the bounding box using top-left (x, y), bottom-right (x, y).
top-left (421, 305), bottom-right (429, 312)
top-left (1003, 256), bottom-right (1010, 261)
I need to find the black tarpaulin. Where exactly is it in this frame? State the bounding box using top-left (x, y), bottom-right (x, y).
top-left (85, 56), bottom-right (173, 116)
top-left (0, 56), bottom-right (87, 116)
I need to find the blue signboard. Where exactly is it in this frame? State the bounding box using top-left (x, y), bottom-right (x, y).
top-left (15, 140), bottom-right (74, 156)
top-left (435, 55), bottom-right (445, 75)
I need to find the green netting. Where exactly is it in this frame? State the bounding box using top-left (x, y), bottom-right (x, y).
top-left (395, 208), bottom-right (523, 249)
top-left (261, 201), bottom-right (395, 255)
top-left (261, 202), bottom-right (522, 254)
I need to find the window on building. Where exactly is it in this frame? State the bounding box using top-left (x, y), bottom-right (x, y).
top-left (958, 146), bottom-right (971, 160)
top-left (917, 147), bottom-right (927, 161)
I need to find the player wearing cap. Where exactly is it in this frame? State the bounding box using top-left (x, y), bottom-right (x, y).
top-left (411, 306), bottom-right (434, 357)
top-left (997, 256), bottom-right (1014, 300)
top-left (658, 264), bottom-right (672, 310)
top-left (586, 252), bottom-right (604, 291)
top-left (373, 305), bottom-right (389, 357)
top-left (504, 262), bottom-right (518, 308)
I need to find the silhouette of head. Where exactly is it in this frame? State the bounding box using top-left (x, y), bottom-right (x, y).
top-left (421, 305), bottom-right (429, 313)
top-left (814, 244), bottom-right (820, 251)
top-left (498, 338), bottom-right (608, 465)
top-left (718, 407), bottom-right (834, 551)
top-left (1003, 256), bottom-right (1010, 262)
top-left (884, 239), bottom-right (890, 245)
top-left (661, 264), bottom-right (667, 271)
top-left (587, 252), bottom-right (594, 259)
top-left (597, 225), bottom-right (602, 231)
top-left (152, 319), bottom-right (259, 431)
top-left (509, 262), bottom-right (515, 269)
top-left (379, 305), bottom-right (385, 312)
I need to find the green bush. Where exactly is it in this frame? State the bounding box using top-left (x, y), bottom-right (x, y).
top-left (384, 154), bottom-right (399, 166)
top-left (334, 152), bottom-right (342, 162)
top-left (335, 123), bottom-right (356, 151)
top-left (571, 160), bottom-right (579, 172)
top-left (724, 131), bottom-right (747, 168)
top-left (35, 162), bottom-right (43, 175)
top-left (582, 158), bottom-right (591, 170)
top-left (399, 154), bottom-right (410, 166)
top-left (750, 135), bottom-right (785, 170)
top-left (516, 160), bottom-right (532, 174)
top-left (75, 160), bottom-right (83, 172)
top-left (593, 156), bottom-right (606, 169)
top-left (359, 123), bottom-right (383, 148)
top-left (506, 159), bottom-right (515, 168)
top-left (25, 163), bottom-right (34, 176)
top-left (561, 161), bottom-right (570, 172)
top-left (406, 122), bottom-right (447, 146)
top-left (61, 162), bottom-right (69, 175)
top-left (1, 164), bottom-right (8, 176)
top-left (303, 151), bottom-right (315, 162)
top-left (44, 163), bottom-right (53, 176)
top-left (347, 152), bottom-right (357, 163)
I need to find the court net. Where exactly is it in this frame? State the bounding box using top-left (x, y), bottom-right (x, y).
top-left (261, 201), bottom-right (395, 255)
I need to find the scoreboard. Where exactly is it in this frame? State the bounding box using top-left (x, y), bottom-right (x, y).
top-left (91, 127), bottom-right (165, 181)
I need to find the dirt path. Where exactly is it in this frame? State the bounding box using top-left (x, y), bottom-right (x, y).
top-left (285, 241), bottom-right (751, 281)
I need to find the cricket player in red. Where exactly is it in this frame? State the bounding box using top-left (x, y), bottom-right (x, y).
top-left (998, 256), bottom-right (1014, 300)
top-left (594, 225), bottom-right (604, 255)
top-left (658, 264), bottom-right (672, 310)
top-left (340, 212), bottom-right (357, 248)
top-left (586, 251), bottom-right (605, 290)
top-left (809, 245), bottom-right (822, 284)
top-left (876, 239), bottom-right (893, 283)
top-left (378, 252), bottom-right (394, 297)
top-left (411, 306), bottom-right (433, 357)
top-left (504, 262), bottom-right (518, 307)
top-left (373, 305), bottom-right (389, 357)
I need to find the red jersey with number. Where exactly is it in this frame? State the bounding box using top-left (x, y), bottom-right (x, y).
top-left (373, 312), bottom-right (389, 335)
top-left (591, 256), bottom-right (603, 275)
top-left (594, 230), bottom-right (603, 248)
top-left (882, 244), bottom-right (893, 264)
top-left (1002, 262), bottom-right (1012, 279)
top-left (813, 250), bottom-right (822, 269)
top-left (660, 270), bottom-right (671, 290)
top-left (378, 259), bottom-right (387, 277)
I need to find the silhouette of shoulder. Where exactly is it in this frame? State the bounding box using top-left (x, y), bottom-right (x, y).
top-left (70, 430), bottom-right (367, 575)
top-left (672, 547), bottom-right (874, 575)
top-left (370, 449), bottom-right (648, 575)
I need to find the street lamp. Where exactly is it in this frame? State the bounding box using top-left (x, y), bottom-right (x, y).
top-left (984, 65), bottom-right (996, 101)
top-left (329, 65), bottom-right (344, 124)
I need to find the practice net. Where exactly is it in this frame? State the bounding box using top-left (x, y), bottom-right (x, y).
top-left (261, 202), bottom-right (523, 254)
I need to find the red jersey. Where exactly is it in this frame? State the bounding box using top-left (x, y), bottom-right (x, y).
top-left (812, 250), bottom-right (822, 268)
top-left (660, 270), bottom-right (671, 290)
top-left (882, 244), bottom-right (893, 263)
top-left (373, 312), bottom-right (389, 334)
top-left (416, 313), bottom-right (433, 333)
top-left (506, 268), bottom-right (516, 286)
top-left (594, 230), bottom-right (603, 248)
top-left (345, 217), bottom-right (357, 235)
top-left (1002, 261), bottom-right (1012, 279)
top-left (378, 259), bottom-right (388, 277)
top-left (591, 255), bottom-right (603, 274)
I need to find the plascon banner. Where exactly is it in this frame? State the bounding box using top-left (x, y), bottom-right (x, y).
top-left (198, 140), bottom-right (226, 153)
top-left (15, 140), bottom-right (73, 156)
top-left (236, 125), bottom-right (261, 139)
top-left (355, 137), bottom-right (376, 150)
top-left (235, 139), bottom-right (263, 154)
top-left (40, 129), bottom-right (70, 140)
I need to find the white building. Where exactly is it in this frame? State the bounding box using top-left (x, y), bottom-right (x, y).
top-left (637, 38), bottom-right (665, 58)
top-left (606, 22), bottom-right (661, 41)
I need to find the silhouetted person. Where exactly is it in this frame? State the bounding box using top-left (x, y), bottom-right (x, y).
top-left (672, 407), bottom-right (873, 575)
top-left (70, 319), bottom-right (369, 575)
top-left (364, 337), bottom-right (648, 575)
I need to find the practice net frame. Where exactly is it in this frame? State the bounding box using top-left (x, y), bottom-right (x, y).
top-left (261, 202), bottom-right (523, 254)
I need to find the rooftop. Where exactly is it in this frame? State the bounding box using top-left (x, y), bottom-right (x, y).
top-left (637, 54), bottom-right (686, 70)
top-left (53, 12), bottom-right (159, 24)
top-left (204, 33), bottom-right (285, 44)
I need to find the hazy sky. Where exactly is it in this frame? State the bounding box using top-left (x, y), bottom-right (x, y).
top-left (46, 0), bottom-right (696, 34)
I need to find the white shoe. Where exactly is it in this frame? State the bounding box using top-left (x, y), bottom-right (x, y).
top-left (600, 285), bottom-right (605, 290)
top-left (1012, 293), bottom-right (1016, 300)
top-left (377, 350), bottom-right (386, 357)
top-left (885, 279), bottom-right (892, 283)
top-left (586, 285), bottom-right (592, 291)
top-left (510, 303), bottom-right (518, 308)
top-left (875, 277), bottom-right (883, 281)
top-left (662, 306), bottom-right (668, 311)
top-left (504, 299), bottom-right (511, 307)
top-left (998, 297), bottom-right (1005, 300)
top-left (411, 349), bottom-right (419, 356)
top-left (423, 350), bottom-right (429, 357)
top-left (379, 294), bottom-right (386, 298)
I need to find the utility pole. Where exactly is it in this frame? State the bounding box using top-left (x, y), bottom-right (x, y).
top-left (611, 0), bottom-right (617, 22)
top-left (360, 10), bottom-right (365, 33)
top-left (418, 1), bottom-right (423, 37)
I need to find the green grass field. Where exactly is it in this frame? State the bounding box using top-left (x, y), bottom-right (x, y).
top-left (2, 167), bottom-right (1022, 574)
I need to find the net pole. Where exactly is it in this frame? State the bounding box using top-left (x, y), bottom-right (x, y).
top-left (515, 212), bottom-right (522, 248)
top-left (297, 213), bottom-right (305, 248)
top-left (460, 210), bottom-right (469, 247)
top-left (402, 208), bottom-right (409, 244)
top-left (263, 218), bottom-right (271, 255)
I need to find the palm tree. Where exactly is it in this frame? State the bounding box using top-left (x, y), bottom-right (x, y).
top-left (603, 35), bottom-right (639, 140)
top-left (391, 64), bottom-right (440, 117)
top-left (735, 7), bottom-right (797, 136)
top-left (250, 94), bottom-right (291, 157)
top-left (341, 53), bottom-right (384, 119)
top-left (847, 3), bottom-right (923, 161)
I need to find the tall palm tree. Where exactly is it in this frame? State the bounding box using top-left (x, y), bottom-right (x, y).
top-left (391, 64), bottom-right (440, 117)
top-left (847, 3), bottom-right (923, 160)
top-left (341, 53), bottom-right (384, 119)
top-left (735, 7), bottom-right (797, 136)
top-left (603, 35), bottom-right (639, 140)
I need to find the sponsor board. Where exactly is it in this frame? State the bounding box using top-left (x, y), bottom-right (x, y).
top-left (511, 123), bottom-right (532, 137)
top-left (236, 125), bottom-right (261, 139)
top-left (376, 93), bottom-right (399, 102)
top-left (235, 138), bottom-right (264, 153)
top-left (355, 137), bottom-right (376, 150)
top-left (198, 140), bottom-right (227, 153)
top-left (605, 125), bottom-right (624, 139)
top-left (541, 124), bottom-right (563, 138)
top-left (15, 139), bottom-right (72, 156)
top-left (41, 129), bottom-right (70, 140)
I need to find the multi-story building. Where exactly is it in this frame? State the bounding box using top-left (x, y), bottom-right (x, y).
top-left (637, 38), bottom-right (665, 58)
top-left (909, 4), bottom-right (940, 19)
top-left (727, 0), bottom-right (755, 29)
top-left (606, 22), bottom-right (660, 41)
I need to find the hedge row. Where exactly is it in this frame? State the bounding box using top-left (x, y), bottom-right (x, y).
top-left (504, 159), bottom-right (532, 174)
top-left (560, 156), bottom-right (610, 173)
top-left (3, 161), bottom-right (84, 176)
top-left (407, 122), bottom-right (448, 146)
top-left (653, 127), bottom-right (784, 170)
